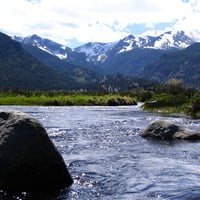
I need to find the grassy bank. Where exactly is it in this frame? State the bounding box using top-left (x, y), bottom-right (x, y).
top-left (141, 92), bottom-right (200, 119)
top-left (0, 92), bottom-right (137, 106)
top-left (142, 93), bottom-right (189, 114)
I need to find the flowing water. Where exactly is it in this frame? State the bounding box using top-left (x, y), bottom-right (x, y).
top-left (1, 104), bottom-right (200, 200)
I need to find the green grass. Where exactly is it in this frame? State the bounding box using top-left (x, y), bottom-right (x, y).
top-left (0, 92), bottom-right (137, 106)
top-left (142, 93), bottom-right (189, 114)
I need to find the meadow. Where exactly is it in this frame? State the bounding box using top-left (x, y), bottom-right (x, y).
top-left (0, 91), bottom-right (137, 106)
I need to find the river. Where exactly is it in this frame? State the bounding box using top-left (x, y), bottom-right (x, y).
top-left (1, 104), bottom-right (200, 200)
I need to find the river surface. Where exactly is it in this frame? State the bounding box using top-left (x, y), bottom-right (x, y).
top-left (1, 105), bottom-right (200, 200)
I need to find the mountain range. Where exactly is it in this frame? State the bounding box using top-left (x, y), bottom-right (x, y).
top-left (0, 29), bottom-right (200, 90)
top-left (0, 32), bottom-right (151, 91)
top-left (14, 30), bottom-right (200, 76)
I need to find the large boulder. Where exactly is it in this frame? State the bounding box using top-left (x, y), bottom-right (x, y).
top-left (141, 120), bottom-right (200, 140)
top-left (0, 110), bottom-right (73, 194)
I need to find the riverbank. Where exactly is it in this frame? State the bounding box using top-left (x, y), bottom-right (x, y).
top-left (0, 92), bottom-right (137, 106)
top-left (141, 93), bottom-right (200, 119)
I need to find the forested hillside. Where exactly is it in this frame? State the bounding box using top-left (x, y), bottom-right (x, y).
top-left (0, 32), bottom-right (78, 90)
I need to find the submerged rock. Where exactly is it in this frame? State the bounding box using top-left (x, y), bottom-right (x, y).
top-left (141, 120), bottom-right (200, 140)
top-left (0, 110), bottom-right (73, 194)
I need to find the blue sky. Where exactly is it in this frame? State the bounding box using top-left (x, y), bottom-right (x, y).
top-left (0, 0), bottom-right (199, 47)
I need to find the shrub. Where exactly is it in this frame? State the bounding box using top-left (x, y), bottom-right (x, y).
top-left (186, 92), bottom-right (200, 117)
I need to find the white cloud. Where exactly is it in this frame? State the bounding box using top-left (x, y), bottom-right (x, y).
top-left (173, 0), bottom-right (200, 31)
top-left (0, 0), bottom-right (199, 47)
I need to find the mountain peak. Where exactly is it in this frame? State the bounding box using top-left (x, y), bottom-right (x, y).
top-left (124, 34), bottom-right (135, 41)
top-left (17, 34), bottom-right (71, 59)
top-left (74, 41), bottom-right (117, 63)
top-left (116, 30), bottom-right (200, 52)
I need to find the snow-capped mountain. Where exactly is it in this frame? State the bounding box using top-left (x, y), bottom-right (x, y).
top-left (69, 30), bottom-right (200, 66)
top-left (74, 41), bottom-right (117, 64)
top-left (14, 30), bottom-right (200, 76)
top-left (15, 30), bottom-right (200, 63)
top-left (14, 34), bottom-right (71, 59)
top-left (112, 30), bottom-right (200, 54)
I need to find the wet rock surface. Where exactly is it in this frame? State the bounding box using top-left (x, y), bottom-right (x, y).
top-left (141, 120), bottom-right (200, 140)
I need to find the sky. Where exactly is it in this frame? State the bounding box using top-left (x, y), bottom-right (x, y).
top-left (0, 0), bottom-right (200, 47)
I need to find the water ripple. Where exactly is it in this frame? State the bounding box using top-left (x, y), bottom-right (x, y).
top-left (1, 105), bottom-right (200, 199)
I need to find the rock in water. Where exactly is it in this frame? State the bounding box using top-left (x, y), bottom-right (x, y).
top-left (141, 120), bottom-right (200, 140)
top-left (0, 111), bottom-right (73, 194)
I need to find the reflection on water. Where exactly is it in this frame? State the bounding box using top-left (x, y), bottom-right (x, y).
top-left (1, 105), bottom-right (200, 200)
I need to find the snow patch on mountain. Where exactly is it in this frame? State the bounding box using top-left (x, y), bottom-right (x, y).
top-left (183, 29), bottom-right (200, 41)
top-left (55, 53), bottom-right (67, 59)
top-left (15, 34), bottom-right (70, 60)
top-left (35, 44), bottom-right (54, 55)
top-left (153, 31), bottom-right (195, 49)
top-left (118, 35), bottom-right (135, 53)
top-left (116, 30), bottom-right (200, 54)
top-left (74, 41), bottom-right (117, 63)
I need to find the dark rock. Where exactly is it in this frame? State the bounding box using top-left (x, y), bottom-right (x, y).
top-left (141, 120), bottom-right (200, 140)
top-left (0, 110), bottom-right (73, 194)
